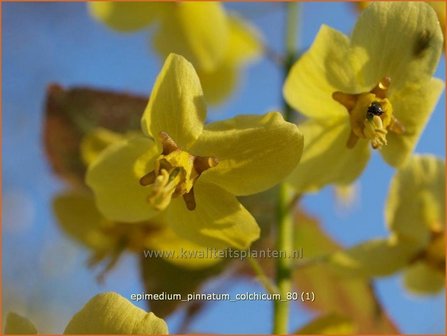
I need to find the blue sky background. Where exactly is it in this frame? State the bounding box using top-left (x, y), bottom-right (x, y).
top-left (2, 2), bottom-right (445, 334)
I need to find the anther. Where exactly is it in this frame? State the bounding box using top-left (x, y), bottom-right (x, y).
top-left (194, 156), bottom-right (219, 174)
top-left (183, 188), bottom-right (196, 210)
top-left (159, 131), bottom-right (179, 155)
top-left (139, 171), bottom-right (156, 186)
top-left (371, 77), bottom-right (391, 99)
top-left (332, 91), bottom-right (359, 112)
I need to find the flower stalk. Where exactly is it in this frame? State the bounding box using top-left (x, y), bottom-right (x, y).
top-left (273, 2), bottom-right (300, 334)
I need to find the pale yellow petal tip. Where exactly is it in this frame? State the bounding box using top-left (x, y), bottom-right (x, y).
top-left (141, 52), bottom-right (206, 148)
top-left (165, 52), bottom-right (191, 67)
top-left (64, 292), bottom-right (168, 334)
top-left (4, 312), bottom-right (38, 335)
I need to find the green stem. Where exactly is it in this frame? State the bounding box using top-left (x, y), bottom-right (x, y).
top-left (273, 3), bottom-right (299, 334)
top-left (273, 184), bottom-right (294, 334)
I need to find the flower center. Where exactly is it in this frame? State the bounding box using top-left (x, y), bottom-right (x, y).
top-left (332, 77), bottom-right (405, 150)
top-left (139, 132), bottom-right (218, 211)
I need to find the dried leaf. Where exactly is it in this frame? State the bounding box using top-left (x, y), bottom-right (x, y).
top-left (43, 84), bottom-right (147, 187)
top-left (139, 254), bottom-right (226, 318)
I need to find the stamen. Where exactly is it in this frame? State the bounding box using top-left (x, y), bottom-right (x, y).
top-left (194, 156), bottom-right (219, 174)
top-left (183, 188), bottom-right (196, 210)
top-left (139, 171), bottom-right (156, 186)
top-left (159, 131), bottom-right (179, 155)
top-left (363, 116), bottom-right (387, 149)
top-left (332, 77), bottom-right (404, 150)
top-left (346, 130), bottom-right (359, 149)
top-left (332, 92), bottom-right (359, 112)
top-left (147, 169), bottom-right (181, 211)
top-left (389, 116), bottom-right (406, 135)
top-left (370, 77), bottom-right (391, 99)
top-left (139, 131), bottom-right (219, 211)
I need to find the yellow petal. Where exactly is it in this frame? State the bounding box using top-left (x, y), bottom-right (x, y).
top-left (4, 312), bottom-right (38, 334)
top-left (224, 13), bottom-right (263, 66)
top-left (296, 314), bottom-right (355, 335)
top-left (86, 136), bottom-right (159, 222)
top-left (429, 2), bottom-right (446, 41)
top-left (191, 112), bottom-right (303, 196)
top-left (166, 181), bottom-right (260, 250)
top-left (80, 128), bottom-right (125, 167)
top-left (88, 2), bottom-right (166, 32)
top-left (53, 193), bottom-right (117, 251)
top-left (64, 292), bottom-right (168, 334)
top-left (283, 25), bottom-right (368, 121)
top-left (198, 63), bottom-right (238, 106)
top-left (352, 2), bottom-right (443, 89)
top-left (386, 155), bottom-right (445, 246)
top-left (197, 14), bottom-right (262, 105)
top-left (286, 119), bottom-right (370, 193)
top-left (403, 262), bottom-right (445, 295)
top-left (381, 78), bottom-right (444, 167)
top-left (152, 2), bottom-right (228, 72)
top-left (141, 54), bottom-right (206, 150)
top-left (144, 226), bottom-right (222, 269)
top-left (329, 238), bottom-right (419, 278)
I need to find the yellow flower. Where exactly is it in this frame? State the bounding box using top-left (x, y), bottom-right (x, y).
top-left (53, 192), bottom-right (225, 271)
top-left (5, 293), bottom-right (168, 334)
top-left (328, 155), bottom-right (445, 294)
top-left (89, 2), bottom-right (262, 104)
top-left (283, 2), bottom-right (444, 193)
top-left (86, 54), bottom-right (303, 251)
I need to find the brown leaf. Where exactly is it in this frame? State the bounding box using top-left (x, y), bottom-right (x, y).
top-left (43, 84), bottom-right (147, 187)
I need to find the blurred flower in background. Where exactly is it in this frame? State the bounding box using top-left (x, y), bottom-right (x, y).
top-left (89, 2), bottom-right (263, 104)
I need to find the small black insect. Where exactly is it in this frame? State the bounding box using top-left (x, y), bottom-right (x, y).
top-left (366, 102), bottom-right (383, 120)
